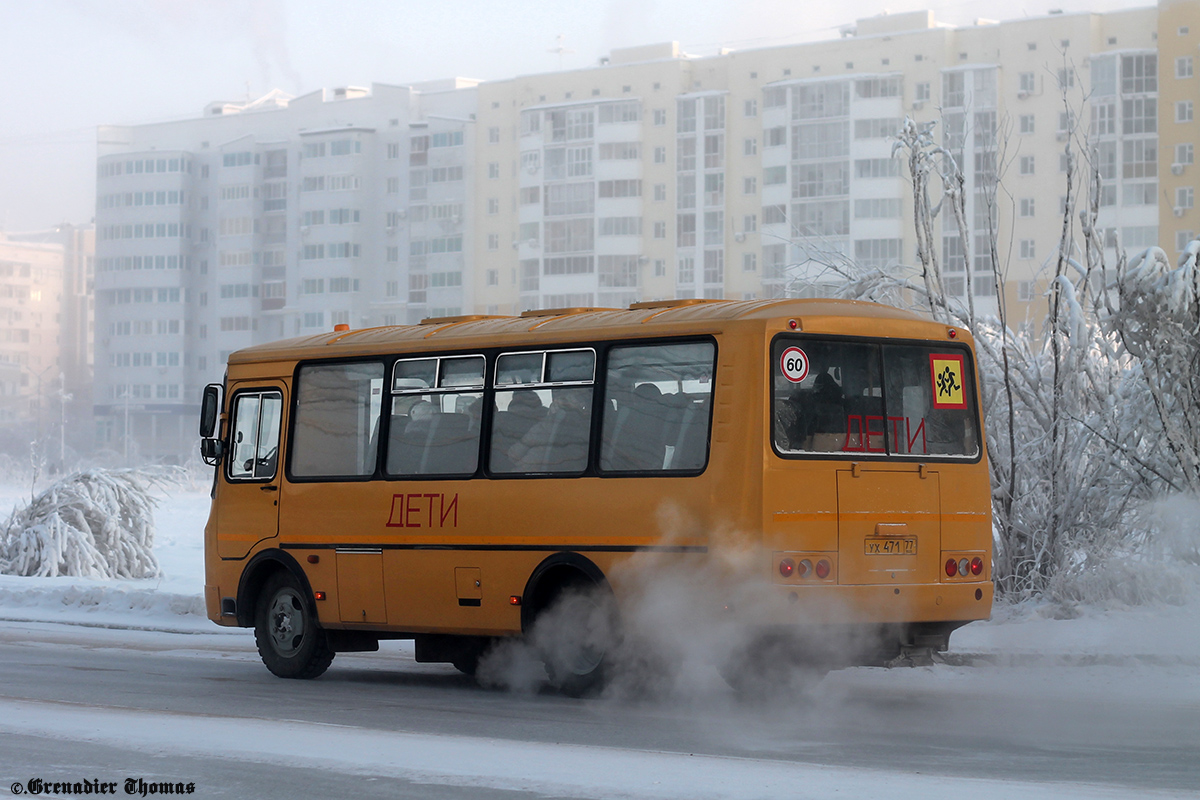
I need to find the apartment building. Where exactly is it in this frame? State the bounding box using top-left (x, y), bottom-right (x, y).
top-left (474, 0), bottom-right (1197, 318)
top-left (93, 0), bottom-right (1196, 462)
top-left (0, 234), bottom-right (65, 443)
top-left (4, 224), bottom-right (95, 458)
top-left (94, 81), bottom-right (478, 462)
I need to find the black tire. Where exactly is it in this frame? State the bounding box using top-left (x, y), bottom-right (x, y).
top-left (535, 580), bottom-right (619, 698)
top-left (254, 570), bottom-right (335, 679)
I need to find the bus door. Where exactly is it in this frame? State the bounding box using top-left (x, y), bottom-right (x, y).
top-left (216, 382), bottom-right (286, 560)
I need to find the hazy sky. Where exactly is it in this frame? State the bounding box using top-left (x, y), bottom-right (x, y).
top-left (0, 0), bottom-right (1149, 232)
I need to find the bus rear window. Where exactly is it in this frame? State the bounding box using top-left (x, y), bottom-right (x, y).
top-left (772, 338), bottom-right (979, 459)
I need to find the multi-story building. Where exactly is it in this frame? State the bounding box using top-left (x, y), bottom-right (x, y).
top-left (4, 224), bottom-right (95, 459)
top-left (474, 0), bottom-right (1196, 319)
top-left (94, 1), bottom-right (1196, 462)
top-left (94, 81), bottom-right (479, 462)
top-left (0, 233), bottom-right (65, 449)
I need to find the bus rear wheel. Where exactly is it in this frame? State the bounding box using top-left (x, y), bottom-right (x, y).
top-left (535, 581), bottom-right (618, 698)
top-left (254, 571), bottom-right (335, 679)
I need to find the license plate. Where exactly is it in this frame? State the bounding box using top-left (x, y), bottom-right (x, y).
top-left (864, 537), bottom-right (917, 555)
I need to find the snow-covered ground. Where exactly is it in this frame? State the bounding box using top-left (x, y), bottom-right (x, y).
top-left (2, 480), bottom-right (1199, 799)
top-left (0, 480), bottom-right (216, 632)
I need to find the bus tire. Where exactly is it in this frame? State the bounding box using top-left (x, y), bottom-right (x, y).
top-left (254, 570), bottom-right (335, 679)
top-left (535, 579), bottom-right (618, 698)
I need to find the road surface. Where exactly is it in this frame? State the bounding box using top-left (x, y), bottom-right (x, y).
top-left (0, 620), bottom-right (1195, 799)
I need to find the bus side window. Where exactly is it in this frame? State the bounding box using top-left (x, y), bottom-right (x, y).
top-left (386, 355), bottom-right (484, 477)
top-left (291, 362), bottom-right (384, 478)
top-left (490, 348), bottom-right (595, 475)
top-left (600, 342), bottom-right (716, 473)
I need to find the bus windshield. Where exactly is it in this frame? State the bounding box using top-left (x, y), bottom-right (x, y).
top-left (772, 337), bottom-right (980, 459)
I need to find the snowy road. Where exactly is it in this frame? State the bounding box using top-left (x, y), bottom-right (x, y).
top-left (0, 620), bottom-right (1196, 799)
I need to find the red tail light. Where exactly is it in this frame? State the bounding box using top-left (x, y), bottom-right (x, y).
top-left (779, 558), bottom-right (795, 578)
top-left (815, 559), bottom-right (831, 579)
top-left (970, 557), bottom-right (983, 576)
top-left (945, 558), bottom-right (958, 577)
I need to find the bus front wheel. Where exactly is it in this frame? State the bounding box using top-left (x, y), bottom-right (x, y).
top-left (254, 571), bottom-right (335, 679)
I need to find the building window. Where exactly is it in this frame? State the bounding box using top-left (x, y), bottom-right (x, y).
top-left (488, 127), bottom-right (500, 144)
top-left (1177, 101), bottom-right (1194, 124)
top-left (763, 166), bottom-right (786, 185)
top-left (1019, 72), bottom-right (1036, 93)
top-left (744, 138), bottom-right (757, 156)
top-left (1020, 155), bottom-right (1035, 176)
top-left (1177, 187), bottom-right (1195, 210)
top-left (1019, 115), bottom-right (1035, 135)
top-left (653, 259), bottom-right (666, 277)
top-left (486, 269), bottom-right (499, 286)
top-left (1122, 54), bottom-right (1158, 94)
top-left (487, 233), bottom-right (500, 250)
top-left (654, 183), bottom-right (667, 202)
top-left (654, 146), bottom-right (667, 164)
top-left (653, 108), bottom-right (667, 126)
top-left (1177, 56), bottom-right (1194, 79)
top-left (1177, 143), bottom-right (1195, 166)
top-left (1020, 198), bottom-right (1035, 217)
top-left (744, 99), bottom-right (758, 117)
top-left (1176, 230), bottom-right (1195, 251)
top-left (487, 197), bottom-right (500, 215)
top-left (743, 177), bottom-right (757, 195)
top-left (743, 214), bottom-right (757, 232)
top-left (743, 253), bottom-right (757, 272)
top-left (654, 221), bottom-right (667, 239)
top-left (1019, 239), bottom-right (1036, 259)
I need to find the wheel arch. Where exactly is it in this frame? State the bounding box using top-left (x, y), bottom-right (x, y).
top-left (236, 549), bottom-right (316, 627)
top-left (520, 552), bottom-right (610, 633)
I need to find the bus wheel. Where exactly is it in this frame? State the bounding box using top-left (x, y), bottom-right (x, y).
top-left (535, 582), bottom-right (618, 698)
top-left (254, 571), bottom-right (335, 679)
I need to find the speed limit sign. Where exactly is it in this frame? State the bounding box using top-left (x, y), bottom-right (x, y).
top-left (780, 346), bottom-right (810, 383)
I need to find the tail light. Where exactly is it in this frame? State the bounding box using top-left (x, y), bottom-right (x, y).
top-left (970, 557), bottom-right (984, 576)
top-left (945, 558), bottom-right (958, 577)
top-left (815, 559), bottom-right (831, 579)
top-left (779, 558), bottom-right (795, 578)
top-left (798, 559), bottom-right (812, 578)
top-left (958, 558), bottom-right (970, 577)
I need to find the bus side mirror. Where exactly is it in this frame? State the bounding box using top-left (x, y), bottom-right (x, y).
top-left (199, 384), bottom-right (222, 438)
top-left (200, 438), bottom-right (225, 461)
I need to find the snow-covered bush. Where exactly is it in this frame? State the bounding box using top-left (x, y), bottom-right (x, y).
top-left (0, 468), bottom-right (177, 579)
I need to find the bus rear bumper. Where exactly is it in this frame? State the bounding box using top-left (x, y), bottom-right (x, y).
top-left (763, 579), bottom-right (993, 626)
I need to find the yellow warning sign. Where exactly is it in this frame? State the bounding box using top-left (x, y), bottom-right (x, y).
top-left (930, 353), bottom-right (967, 409)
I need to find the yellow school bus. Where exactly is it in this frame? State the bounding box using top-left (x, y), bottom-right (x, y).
top-left (200, 298), bottom-right (992, 693)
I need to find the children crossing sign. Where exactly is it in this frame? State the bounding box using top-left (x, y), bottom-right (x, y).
top-left (930, 353), bottom-right (967, 409)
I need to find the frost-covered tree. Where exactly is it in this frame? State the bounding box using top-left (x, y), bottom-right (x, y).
top-left (0, 468), bottom-right (174, 579)
top-left (1104, 240), bottom-right (1200, 493)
